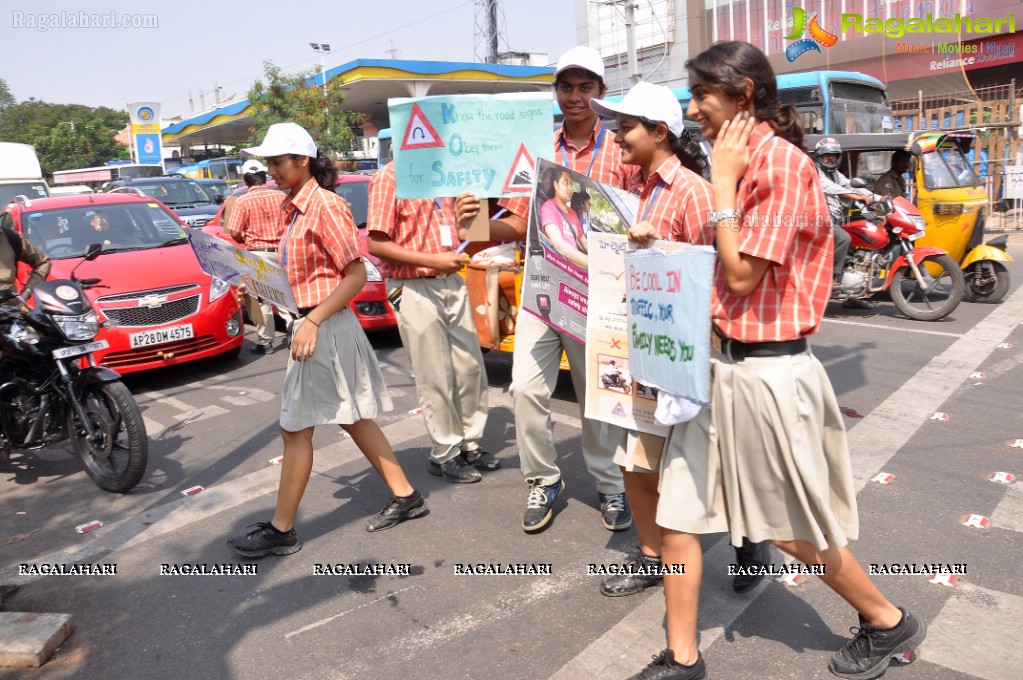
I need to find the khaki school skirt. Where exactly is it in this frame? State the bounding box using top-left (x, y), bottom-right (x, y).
top-left (279, 309), bottom-right (393, 432)
top-left (656, 407), bottom-right (731, 535)
top-left (711, 350), bottom-right (858, 551)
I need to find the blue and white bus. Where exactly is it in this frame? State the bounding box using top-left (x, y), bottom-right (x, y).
top-left (555, 71), bottom-right (892, 136)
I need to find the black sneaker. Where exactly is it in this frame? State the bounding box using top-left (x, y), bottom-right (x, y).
top-left (366, 490), bottom-right (426, 532)
top-left (828, 607), bottom-right (927, 679)
top-left (600, 553), bottom-right (663, 597)
top-left (250, 343), bottom-right (274, 355)
top-left (599, 491), bottom-right (632, 531)
top-left (628, 649), bottom-right (707, 680)
top-left (462, 447), bottom-right (501, 471)
top-left (227, 521), bottom-right (300, 557)
top-left (522, 479), bottom-right (565, 533)
top-left (427, 455), bottom-right (482, 483)
top-left (732, 537), bottom-right (771, 593)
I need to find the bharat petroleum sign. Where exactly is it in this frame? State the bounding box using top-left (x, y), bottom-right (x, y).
top-left (785, 7), bottom-right (1016, 62)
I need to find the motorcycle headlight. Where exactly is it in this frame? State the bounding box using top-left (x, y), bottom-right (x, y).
top-left (209, 276), bottom-right (231, 303)
top-left (364, 259), bottom-right (383, 283)
top-left (4, 321), bottom-right (41, 345)
top-left (53, 311), bottom-right (99, 341)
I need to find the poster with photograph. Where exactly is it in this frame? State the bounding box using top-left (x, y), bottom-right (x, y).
top-left (520, 158), bottom-right (638, 343)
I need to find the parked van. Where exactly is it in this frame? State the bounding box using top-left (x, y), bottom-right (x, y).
top-left (0, 142), bottom-right (49, 206)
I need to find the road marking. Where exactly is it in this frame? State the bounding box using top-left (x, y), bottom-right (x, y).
top-left (284, 585), bottom-right (422, 639)
top-left (331, 573), bottom-right (584, 679)
top-left (376, 359), bottom-right (414, 378)
top-left (921, 583), bottom-right (1023, 680)
top-left (0, 389), bottom-right (515, 588)
top-left (550, 282), bottom-right (1023, 679)
top-left (822, 318), bottom-right (963, 338)
top-left (991, 484), bottom-right (1023, 533)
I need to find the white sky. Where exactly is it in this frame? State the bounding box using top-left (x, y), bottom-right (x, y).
top-left (1, 0), bottom-right (577, 119)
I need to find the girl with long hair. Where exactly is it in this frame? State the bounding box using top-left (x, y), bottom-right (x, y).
top-left (627, 41), bottom-right (926, 680)
top-left (227, 123), bottom-right (423, 558)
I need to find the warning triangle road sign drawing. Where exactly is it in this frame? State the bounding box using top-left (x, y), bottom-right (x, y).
top-left (399, 103), bottom-right (446, 151)
top-left (611, 402), bottom-right (627, 418)
top-left (502, 143), bottom-right (536, 193)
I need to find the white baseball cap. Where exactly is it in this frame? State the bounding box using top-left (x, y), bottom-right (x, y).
top-left (242, 160), bottom-right (267, 174)
top-left (589, 82), bottom-right (685, 137)
top-left (241, 122), bottom-right (317, 158)
top-left (555, 45), bottom-right (605, 79)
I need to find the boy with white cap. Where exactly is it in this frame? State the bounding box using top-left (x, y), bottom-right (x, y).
top-left (457, 46), bottom-right (634, 534)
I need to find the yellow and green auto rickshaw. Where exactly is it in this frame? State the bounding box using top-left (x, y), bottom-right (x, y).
top-left (910, 132), bottom-right (1011, 302)
top-left (807, 132), bottom-right (1012, 303)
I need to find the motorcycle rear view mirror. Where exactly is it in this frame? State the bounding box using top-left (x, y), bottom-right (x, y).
top-left (68, 242), bottom-right (104, 282)
top-left (849, 178), bottom-right (868, 189)
top-left (83, 243), bottom-right (103, 261)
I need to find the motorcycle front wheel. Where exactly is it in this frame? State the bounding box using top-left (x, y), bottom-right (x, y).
top-left (890, 254), bottom-right (965, 321)
top-left (965, 261), bottom-right (1010, 304)
top-left (68, 381), bottom-right (148, 493)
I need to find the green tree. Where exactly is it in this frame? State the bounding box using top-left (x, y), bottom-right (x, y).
top-left (245, 60), bottom-right (361, 158)
top-left (0, 77), bottom-right (14, 110)
top-left (0, 99), bottom-right (129, 176)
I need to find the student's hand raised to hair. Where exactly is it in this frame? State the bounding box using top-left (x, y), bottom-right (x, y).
top-left (627, 220), bottom-right (659, 247)
top-left (711, 112), bottom-right (756, 193)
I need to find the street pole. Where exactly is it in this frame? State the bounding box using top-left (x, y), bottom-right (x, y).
top-left (624, 1), bottom-right (640, 85)
top-left (310, 43), bottom-right (331, 135)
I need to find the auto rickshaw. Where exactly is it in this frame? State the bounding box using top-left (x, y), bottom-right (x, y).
top-left (910, 132), bottom-right (1011, 302)
top-left (806, 132), bottom-right (1012, 303)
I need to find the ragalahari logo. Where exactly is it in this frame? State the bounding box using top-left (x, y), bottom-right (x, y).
top-left (785, 7), bottom-right (839, 62)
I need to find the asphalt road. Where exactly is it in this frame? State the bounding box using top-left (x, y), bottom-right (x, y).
top-left (2, 240), bottom-right (1022, 680)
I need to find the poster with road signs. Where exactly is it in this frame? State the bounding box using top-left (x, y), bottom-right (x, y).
top-left (389, 92), bottom-right (554, 199)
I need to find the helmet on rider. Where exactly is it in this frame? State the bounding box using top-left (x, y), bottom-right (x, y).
top-left (814, 137), bottom-right (842, 172)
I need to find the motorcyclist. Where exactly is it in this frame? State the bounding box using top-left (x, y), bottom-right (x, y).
top-left (1, 225), bottom-right (50, 300)
top-left (603, 360), bottom-right (624, 388)
top-left (814, 137), bottom-right (883, 308)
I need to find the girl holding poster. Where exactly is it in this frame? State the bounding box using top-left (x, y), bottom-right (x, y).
top-left (624, 41), bottom-right (926, 680)
top-left (588, 82), bottom-right (767, 609)
top-left (585, 80), bottom-right (720, 605)
top-left (226, 123), bottom-right (423, 559)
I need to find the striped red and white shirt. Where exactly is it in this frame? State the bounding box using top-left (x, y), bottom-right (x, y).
top-left (629, 155), bottom-right (714, 245)
top-left (499, 120), bottom-right (636, 219)
top-left (279, 178), bottom-right (363, 309)
top-left (712, 122), bottom-right (833, 343)
top-left (226, 187), bottom-right (285, 251)
top-left (367, 162), bottom-right (461, 280)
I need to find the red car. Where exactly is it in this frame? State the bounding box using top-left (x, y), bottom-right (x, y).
top-left (4, 193), bottom-right (244, 374)
top-left (202, 173), bottom-right (396, 330)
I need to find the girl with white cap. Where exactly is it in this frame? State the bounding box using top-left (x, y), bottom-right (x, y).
top-left (227, 122), bottom-right (423, 557)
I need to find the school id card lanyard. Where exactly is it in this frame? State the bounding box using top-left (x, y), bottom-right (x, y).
top-left (279, 209), bottom-right (300, 266)
top-left (560, 125), bottom-right (606, 178)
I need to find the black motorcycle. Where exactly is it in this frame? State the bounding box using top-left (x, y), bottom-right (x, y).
top-left (0, 243), bottom-right (148, 492)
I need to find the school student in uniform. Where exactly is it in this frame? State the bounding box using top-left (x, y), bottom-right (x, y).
top-left (366, 161), bottom-right (497, 483)
top-left (456, 45), bottom-right (634, 534)
top-left (227, 123), bottom-right (424, 558)
top-left (627, 41), bottom-right (927, 680)
top-left (226, 169), bottom-right (293, 354)
top-left (587, 82), bottom-right (769, 601)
